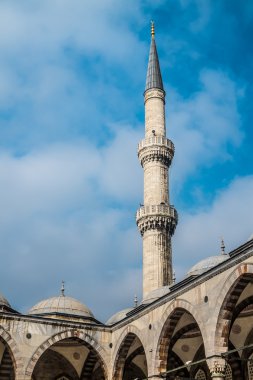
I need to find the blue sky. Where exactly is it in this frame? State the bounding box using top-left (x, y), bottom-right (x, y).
top-left (0, 0), bottom-right (252, 322)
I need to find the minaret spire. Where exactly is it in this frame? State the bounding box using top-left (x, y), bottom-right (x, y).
top-left (136, 25), bottom-right (177, 300)
top-left (145, 21), bottom-right (164, 93)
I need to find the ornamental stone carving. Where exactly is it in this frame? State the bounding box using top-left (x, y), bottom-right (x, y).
top-left (138, 137), bottom-right (174, 167)
top-left (144, 88), bottom-right (165, 103)
top-left (207, 357), bottom-right (226, 379)
top-left (136, 205), bottom-right (178, 236)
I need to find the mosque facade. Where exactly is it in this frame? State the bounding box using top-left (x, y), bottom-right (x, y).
top-left (0, 26), bottom-right (253, 380)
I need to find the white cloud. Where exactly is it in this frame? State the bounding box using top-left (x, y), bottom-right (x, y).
top-left (173, 175), bottom-right (253, 279)
top-left (99, 125), bottom-right (142, 202)
top-left (169, 69), bottom-right (243, 190)
top-left (0, 0), bottom-right (146, 151)
top-left (0, 1), bottom-right (143, 61)
top-left (0, 125), bottom-right (143, 321)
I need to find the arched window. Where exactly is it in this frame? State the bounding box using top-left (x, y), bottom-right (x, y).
top-left (195, 368), bottom-right (206, 379)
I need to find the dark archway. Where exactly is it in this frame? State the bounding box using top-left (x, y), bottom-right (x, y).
top-left (216, 272), bottom-right (253, 380)
top-left (0, 336), bottom-right (15, 380)
top-left (32, 337), bottom-right (106, 380)
top-left (156, 307), bottom-right (206, 379)
top-left (113, 333), bottom-right (147, 380)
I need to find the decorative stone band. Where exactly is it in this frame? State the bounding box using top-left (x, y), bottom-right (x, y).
top-left (144, 88), bottom-right (165, 103)
top-left (138, 137), bottom-right (174, 167)
top-left (136, 204), bottom-right (178, 236)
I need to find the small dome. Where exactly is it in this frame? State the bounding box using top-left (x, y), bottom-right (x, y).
top-left (142, 285), bottom-right (171, 304)
top-left (28, 295), bottom-right (94, 320)
top-left (0, 292), bottom-right (11, 309)
top-left (187, 255), bottom-right (228, 277)
top-left (106, 308), bottom-right (133, 325)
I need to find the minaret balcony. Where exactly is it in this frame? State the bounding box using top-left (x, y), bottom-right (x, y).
top-left (138, 137), bottom-right (174, 167)
top-left (136, 204), bottom-right (178, 236)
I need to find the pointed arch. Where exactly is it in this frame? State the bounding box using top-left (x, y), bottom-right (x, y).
top-left (214, 263), bottom-right (253, 352)
top-left (24, 329), bottom-right (108, 380)
top-left (0, 326), bottom-right (23, 377)
top-left (153, 299), bottom-right (206, 374)
top-left (112, 326), bottom-right (147, 380)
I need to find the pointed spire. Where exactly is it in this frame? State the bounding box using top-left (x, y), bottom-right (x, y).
top-left (145, 21), bottom-right (164, 92)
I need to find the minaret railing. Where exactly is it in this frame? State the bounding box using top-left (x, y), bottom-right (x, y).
top-left (137, 136), bottom-right (174, 150)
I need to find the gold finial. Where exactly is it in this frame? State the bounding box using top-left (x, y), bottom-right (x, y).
top-left (220, 237), bottom-right (226, 255)
top-left (172, 271), bottom-right (176, 284)
top-left (151, 21), bottom-right (155, 38)
top-left (61, 280), bottom-right (65, 296)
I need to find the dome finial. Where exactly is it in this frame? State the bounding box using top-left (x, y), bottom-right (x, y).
top-left (220, 237), bottom-right (226, 255)
top-left (151, 21), bottom-right (155, 38)
top-left (134, 294), bottom-right (138, 308)
top-left (61, 280), bottom-right (65, 296)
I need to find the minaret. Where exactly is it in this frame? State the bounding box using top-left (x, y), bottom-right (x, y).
top-left (136, 23), bottom-right (178, 299)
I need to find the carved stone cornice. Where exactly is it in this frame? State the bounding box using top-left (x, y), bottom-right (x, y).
top-left (138, 137), bottom-right (174, 167)
top-left (207, 357), bottom-right (226, 378)
top-left (136, 205), bottom-right (178, 236)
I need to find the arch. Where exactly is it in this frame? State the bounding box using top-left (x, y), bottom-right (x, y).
top-left (231, 295), bottom-right (253, 325)
top-left (190, 344), bottom-right (209, 379)
top-left (112, 327), bottom-right (147, 380)
top-left (214, 263), bottom-right (253, 351)
top-left (0, 326), bottom-right (23, 377)
top-left (24, 329), bottom-right (108, 380)
top-left (112, 325), bottom-right (144, 363)
top-left (33, 349), bottom-right (79, 380)
top-left (154, 299), bottom-right (206, 374)
top-left (81, 349), bottom-right (102, 380)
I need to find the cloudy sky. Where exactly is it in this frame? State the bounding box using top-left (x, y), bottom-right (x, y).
top-left (0, 0), bottom-right (252, 322)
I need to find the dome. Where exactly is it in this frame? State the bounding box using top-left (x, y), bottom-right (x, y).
top-left (106, 308), bottom-right (133, 325)
top-left (0, 292), bottom-right (11, 309)
top-left (187, 255), bottom-right (228, 277)
top-left (28, 295), bottom-right (94, 320)
top-left (142, 285), bottom-right (171, 304)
